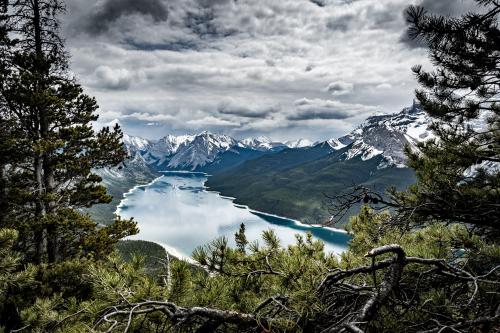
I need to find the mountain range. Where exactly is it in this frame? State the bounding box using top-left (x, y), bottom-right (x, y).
top-left (92, 102), bottom-right (430, 224)
top-left (122, 132), bottom-right (312, 172)
top-left (120, 102), bottom-right (430, 173)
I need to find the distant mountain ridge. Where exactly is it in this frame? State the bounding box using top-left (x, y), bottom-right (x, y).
top-left (122, 131), bottom-right (316, 172)
top-left (334, 103), bottom-right (431, 168)
top-left (121, 102), bottom-right (430, 173)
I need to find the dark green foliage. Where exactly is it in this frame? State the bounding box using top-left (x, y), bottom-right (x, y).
top-left (387, 1), bottom-right (500, 237)
top-left (193, 146), bottom-right (274, 174)
top-left (16, 211), bottom-right (497, 332)
top-left (234, 223), bottom-right (248, 253)
top-left (0, 229), bottom-right (36, 330)
top-left (0, 0), bottom-right (137, 331)
top-left (116, 240), bottom-right (168, 270)
top-left (0, 0), bottom-right (137, 265)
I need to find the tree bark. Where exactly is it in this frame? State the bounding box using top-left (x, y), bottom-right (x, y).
top-left (33, 0), bottom-right (59, 263)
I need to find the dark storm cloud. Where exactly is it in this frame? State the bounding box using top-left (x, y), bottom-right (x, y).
top-left (217, 102), bottom-right (278, 119)
top-left (310, 0), bottom-right (327, 7)
top-left (370, 5), bottom-right (401, 30)
top-left (199, 0), bottom-right (233, 7)
top-left (326, 3), bottom-right (403, 33)
top-left (124, 39), bottom-right (199, 52)
top-left (185, 9), bottom-right (237, 39)
top-left (83, 0), bottom-right (169, 35)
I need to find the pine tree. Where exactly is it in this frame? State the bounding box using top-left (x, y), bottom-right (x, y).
top-left (0, 1), bottom-right (137, 330)
top-left (392, 0), bottom-right (500, 236)
top-left (234, 223), bottom-right (248, 253)
top-left (0, 0), bottom-right (137, 264)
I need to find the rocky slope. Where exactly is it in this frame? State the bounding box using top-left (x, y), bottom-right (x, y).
top-left (332, 103), bottom-right (431, 168)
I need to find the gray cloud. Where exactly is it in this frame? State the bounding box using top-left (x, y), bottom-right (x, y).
top-left (90, 66), bottom-right (136, 90)
top-left (326, 13), bottom-right (355, 32)
top-left (418, 0), bottom-right (477, 16)
top-left (185, 8), bottom-right (238, 39)
top-left (325, 81), bottom-right (354, 96)
top-left (217, 101), bottom-right (279, 119)
top-left (199, 0), bottom-right (234, 7)
top-left (369, 4), bottom-right (402, 30)
top-left (63, 0), bottom-right (428, 142)
top-left (82, 0), bottom-right (169, 35)
top-left (288, 98), bottom-right (375, 121)
top-left (310, 0), bottom-right (327, 7)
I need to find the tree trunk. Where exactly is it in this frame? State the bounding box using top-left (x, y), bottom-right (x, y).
top-left (34, 155), bottom-right (46, 263)
top-left (33, 0), bottom-right (59, 263)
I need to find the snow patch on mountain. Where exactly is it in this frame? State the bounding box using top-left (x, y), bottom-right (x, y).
top-left (326, 138), bottom-right (347, 150)
top-left (123, 134), bottom-right (151, 155)
top-left (329, 103), bottom-right (433, 169)
top-left (145, 134), bottom-right (195, 166)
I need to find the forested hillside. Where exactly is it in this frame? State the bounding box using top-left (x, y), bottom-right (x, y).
top-left (207, 144), bottom-right (416, 224)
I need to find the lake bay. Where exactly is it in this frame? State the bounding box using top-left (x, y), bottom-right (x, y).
top-left (117, 172), bottom-right (351, 259)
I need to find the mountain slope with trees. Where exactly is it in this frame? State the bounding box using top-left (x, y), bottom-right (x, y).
top-left (206, 109), bottom-right (421, 224)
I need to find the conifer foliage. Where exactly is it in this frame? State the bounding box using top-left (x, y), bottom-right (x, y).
top-left (0, 0), bottom-right (137, 331)
top-left (398, 0), bottom-right (500, 236)
top-left (0, 0), bottom-right (137, 264)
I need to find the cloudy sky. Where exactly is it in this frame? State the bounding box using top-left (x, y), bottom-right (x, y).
top-left (61, 0), bottom-right (476, 141)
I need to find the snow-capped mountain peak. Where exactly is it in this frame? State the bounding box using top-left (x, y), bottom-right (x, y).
top-left (141, 134), bottom-right (195, 166)
top-left (239, 136), bottom-right (287, 151)
top-left (327, 103), bottom-right (433, 169)
top-left (285, 138), bottom-right (315, 148)
top-left (120, 102), bottom-right (434, 173)
top-left (167, 132), bottom-right (238, 170)
top-left (122, 134), bottom-right (151, 155)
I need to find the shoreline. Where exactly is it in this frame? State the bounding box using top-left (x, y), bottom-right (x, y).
top-left (115, 175), bottom-right (164, 216)
top-left (115, 171), bottom-right (349, 260)
top-left (202, 186), bottom-right (348, 235)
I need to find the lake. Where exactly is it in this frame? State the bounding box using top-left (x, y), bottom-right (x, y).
top-left (117, 172), bottom-right (351, 259)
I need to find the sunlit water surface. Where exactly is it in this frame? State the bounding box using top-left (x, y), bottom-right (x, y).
top-left (117, 172), bottom-right (351, 259)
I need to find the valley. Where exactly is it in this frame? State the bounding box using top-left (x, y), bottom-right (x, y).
top-left (89, 102), bottom-right (427, 226)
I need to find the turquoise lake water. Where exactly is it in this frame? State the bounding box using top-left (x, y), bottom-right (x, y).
top-left (117, 172), bottom-right (351, 259)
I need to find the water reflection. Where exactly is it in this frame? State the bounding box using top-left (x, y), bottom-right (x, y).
top-left (117, 172), bottom-right (351, 259)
